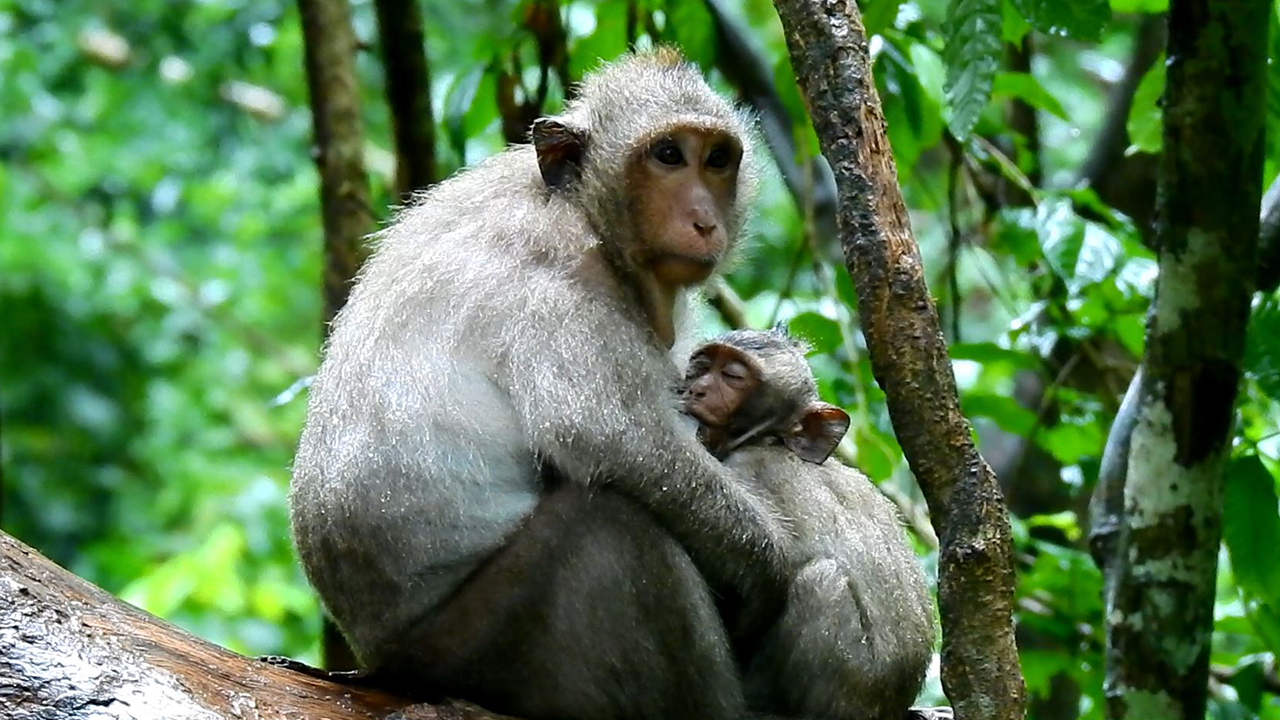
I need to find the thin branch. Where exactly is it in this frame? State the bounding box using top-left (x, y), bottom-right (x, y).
top-left (1256, 173), bottom-right (1280, 293)
top-left (297, 0), bottom-right (373, 329)
top-left (1075, 15), bottom-right (1165, 231)
top-left (767, 241), bottom-right (809, 327)
top-left (373, 0), bottom-right (437, 199)
top-left (1077, 14), bottom-right (1166, 192)
top-left (946, 148), bottom-right (962, 343)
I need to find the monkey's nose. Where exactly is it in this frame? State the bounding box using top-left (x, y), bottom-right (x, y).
top-left (693, 220), bottom-right (717, 237)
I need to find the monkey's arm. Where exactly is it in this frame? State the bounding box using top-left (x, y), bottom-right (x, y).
top-left (503, 298), bottom-right (798, 596)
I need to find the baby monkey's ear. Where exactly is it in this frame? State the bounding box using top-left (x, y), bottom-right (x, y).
top-left (784, 402), bottom-right (851, 465)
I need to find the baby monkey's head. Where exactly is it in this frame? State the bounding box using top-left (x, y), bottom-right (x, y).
top-left (682, 328), bottom-right (850, 464)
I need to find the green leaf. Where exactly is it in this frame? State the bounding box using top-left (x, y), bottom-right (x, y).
top-left (963, 392), bottom-right (1038, 435)
top-left (1110, 0), bottom-right (1167, 12)
top-left (992, 207), bottom-right (1043, 265)
top-left (1127, 58), bottom-right (1165, 155)
top-left (853, 425), bottom-right (897, 480)
top-left (992, 71), bottom-right (1068, 120)
top-left (1224, 455), bottom-right (1280, 604)
top-left (950, 341), bottom-right (1041, 370)
top-left (1114, 313), bottom-right (1146, 358)
top-left (788, 312), bottom-right (843, 356)
top-left (1000, 0), bottom-right (1031, 44)
top-left (908, 41), bottom-right (948, 109)
top-left (665, 0), bottom-right (716, 69)
top-left (1026, 511), bottom-right (1082, 542)
top-left (1245, 297), bottom-right (1280, 399)
top-left (1010, 0), bottom-right (1110, 40)
top-left (1266, 7), bottom-right (1280, 182)
top-left (835, 269), bottom-right (859, 311)
top-left (569, 0), bottom-right (628, 79)
top-left (444, 66), bottom-right (489, 162)
top-left (1035, 198), bottom-right (1086, 282)
top-left (943, 0), bottom-right (1002, 139)
top-left (879, 41), bottom-right (943, 171)
top-left (1037, 420), bottom-right (1104, 464)
top-left (864, 0), bottom-right (907, 35)
top-left (1020, 650), bottom-right (1076, 699)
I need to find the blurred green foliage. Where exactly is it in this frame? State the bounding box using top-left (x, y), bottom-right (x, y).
top-left (2, 0), bottom-right (1280, 717)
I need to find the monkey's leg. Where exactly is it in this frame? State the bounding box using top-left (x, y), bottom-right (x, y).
top-left (747, 558), bottom-right (923, 720)
top-left (375, 484), bottom-right (747, 720)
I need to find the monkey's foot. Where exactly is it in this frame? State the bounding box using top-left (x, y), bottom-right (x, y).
top-left (254, 655), bottom-right (373, 684)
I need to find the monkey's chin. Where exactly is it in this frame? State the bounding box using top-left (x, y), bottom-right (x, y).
top-left (651, 254), bottom-right (719, 285)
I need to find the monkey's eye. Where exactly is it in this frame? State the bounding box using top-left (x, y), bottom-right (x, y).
top-left (721, 362), bottom-right (749, 382)
top-left (705, 144), bottom-right (733, 170)
top-left (652, 139), bottom-right (685, 166)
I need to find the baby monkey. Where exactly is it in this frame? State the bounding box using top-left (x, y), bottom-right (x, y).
top-left (683, 329), bottom-right (936, 720)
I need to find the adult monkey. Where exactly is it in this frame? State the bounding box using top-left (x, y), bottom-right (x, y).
top-left (290, 50), bottom-right (796, 719)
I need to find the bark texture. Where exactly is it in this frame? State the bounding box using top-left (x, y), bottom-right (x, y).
top-left (297, 0), bottom-right (373, 669)
top-left (298, 0), bottom-right (372, 328)
top-left (0, 531), bottom-right (510, 720)
top-left (373, 0), bottom-right (437, 199)
top-left (1092, 173), bottom-right (1280, 581)
top-left (769, 3), bottom-right (1025, 719)
top-left (1101, 1), bottom-right (1269, 717)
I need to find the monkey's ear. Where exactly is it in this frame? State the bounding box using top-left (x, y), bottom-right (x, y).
top-left (532, 118), bottom-right (587, 190)
top-left (784, 402), bottom-right (850, 465)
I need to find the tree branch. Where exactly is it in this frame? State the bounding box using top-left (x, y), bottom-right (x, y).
top-left (298, 0), bottom-right (373, 329)
top-left (0, 531), bottom-right (514, 720)
top-left (1076, 14), bottom-right (1165, 229)
top-left (768, 3), bottom-right (1025, 718)
top-left (373, 0), bottom-right (437, 199)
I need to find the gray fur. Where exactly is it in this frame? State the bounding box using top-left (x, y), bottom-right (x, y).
top-left (733, 448), bottom-right (935, 720)
top-left (289, 51), bottom-right (792, 719)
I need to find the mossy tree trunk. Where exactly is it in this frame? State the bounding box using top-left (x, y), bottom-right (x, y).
top-left (1100, 2), bottom-right (1269, 718)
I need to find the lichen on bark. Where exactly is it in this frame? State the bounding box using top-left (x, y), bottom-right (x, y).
top-left (1101, 0), bottom-right (1269, 717)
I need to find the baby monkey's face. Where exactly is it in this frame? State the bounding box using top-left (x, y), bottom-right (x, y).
top-left (683, 331), bottom-right (851, 465)
top-left (681, 343), bottom-right (760, 431)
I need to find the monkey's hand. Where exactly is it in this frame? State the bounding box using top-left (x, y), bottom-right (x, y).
top-left (507, 315), bottom-right (802, 599)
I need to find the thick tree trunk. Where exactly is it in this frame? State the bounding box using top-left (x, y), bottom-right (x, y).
top-left (0, 531), bottom-right (512, 720)
top-left (1100, 0), bottom-right (1269, 717)
top-left (768, 3), bottom-right (1025, 719)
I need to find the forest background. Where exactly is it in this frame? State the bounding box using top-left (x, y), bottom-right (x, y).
top-left (3, 0), bottom-right (1280, 718)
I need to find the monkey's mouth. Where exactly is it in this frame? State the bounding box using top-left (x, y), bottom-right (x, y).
top-left (684, 401), bottom-right (726, 429)
top-left (651, 253), bottom-right (719, 283)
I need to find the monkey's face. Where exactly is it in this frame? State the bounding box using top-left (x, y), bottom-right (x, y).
top-left (627, 128), bottom-right (743, 286)
top-left (682, 343), bottom-right (759, 429)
